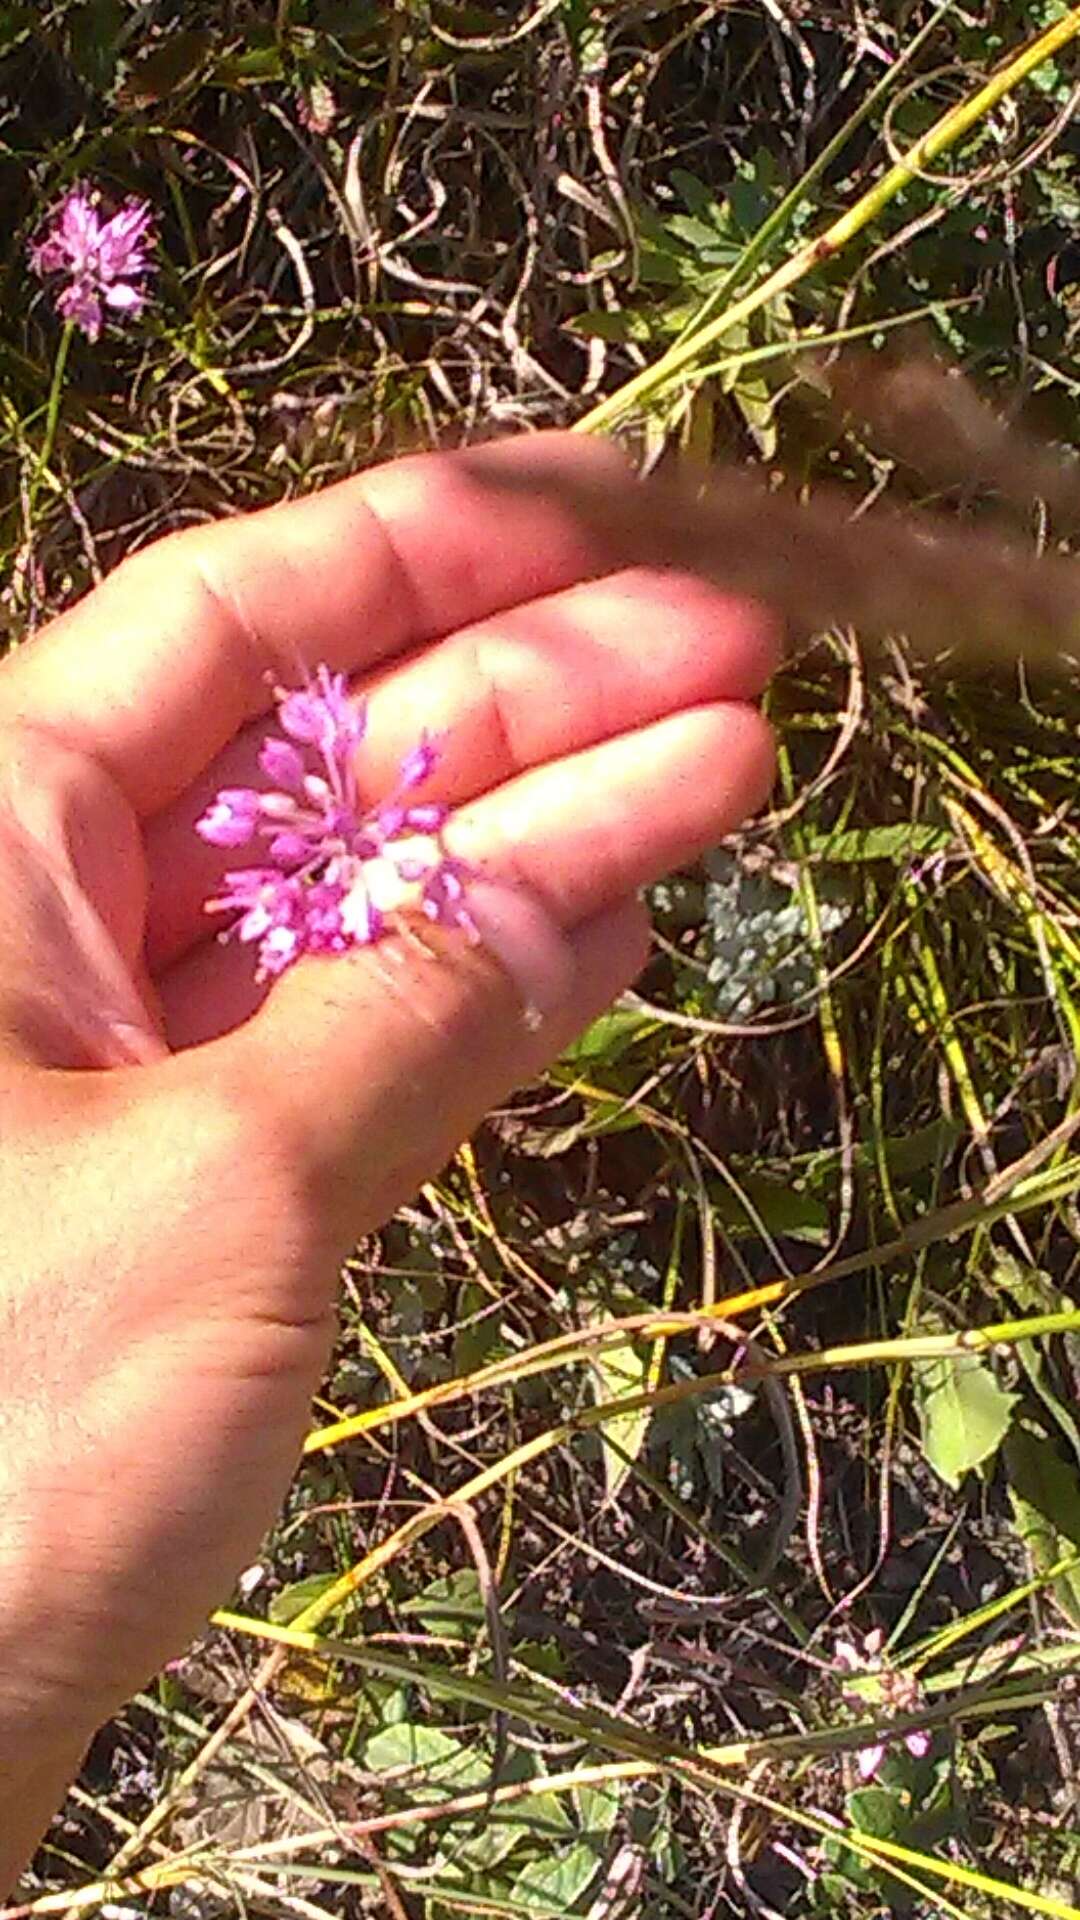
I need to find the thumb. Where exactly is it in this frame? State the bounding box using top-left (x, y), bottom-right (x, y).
top-left (217, 888), bottom-right (650, 1239)
top-left (0, 729), bottom-right (165, 1070)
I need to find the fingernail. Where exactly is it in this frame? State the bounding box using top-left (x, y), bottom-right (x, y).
top-left (462, 878), bottom-right (578, 1026)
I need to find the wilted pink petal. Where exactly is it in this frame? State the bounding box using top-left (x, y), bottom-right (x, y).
top-left (857, 1743), bottom-right (886, 1781)
top-left (297, 80), bottom-right (336, 135)
top-left (904, 1729), bottom-right (931, 1760)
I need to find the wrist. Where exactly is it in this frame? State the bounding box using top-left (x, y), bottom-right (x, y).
top-left (0, 1717), bottom-right (93, 1894)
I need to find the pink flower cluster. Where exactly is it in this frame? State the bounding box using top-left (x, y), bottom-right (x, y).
top-left (30, 187), bottom-right (154, 342)
top-left (834, 1630), bottom-right (931, 1781)
top-left (197, 665), bottom-right (476, 982)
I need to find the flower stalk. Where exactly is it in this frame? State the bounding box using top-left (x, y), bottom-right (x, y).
top-left (575, 7), bottom-right (1080, 435)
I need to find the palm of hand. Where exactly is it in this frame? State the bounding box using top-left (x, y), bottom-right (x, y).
top-left (0, 433), bottom-right (775, 1756)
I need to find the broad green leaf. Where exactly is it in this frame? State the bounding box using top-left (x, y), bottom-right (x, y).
top-left (914, 1353), bottom-right (1017, 1489)
top-left (729, 371), bottom-right (779, 459)
top-left (559, 1004), bottom-right (661, 1067)
top-left (1010, 1329), bottom-right (1080, 1466)
top-left (450, 1787), bottom-right (574, 1875)
top-left (509, 1840), bottom-right (604, 1911)
top-left (991, 1250), bottom-right (1071, 1315)
top-left (589, 1332), bottom-right (652, 1499)
top-left (215, 31), bottom-right (287, 85)
top-left (847, 1786), bottom-right (905, 1840)
top-left (65, 0), bottom-right (126, 92)
top-left (507, 1782), bottom-right (618, 1911)
top-left (118, 28), bottom-right (215, 104)
top-left (579, 1279), bottom-right (661, 1499)
top-left (708, 1172), bottom-right (831, 1246)
top-left (364, 1726), bottom-right (573, 1875)
top-left (670, 168), bottom-right (718, 218)
top-left (0, 7), bottom-right (33, 59)
top-left (666, 213), bottom-right (730, 253)
top-left (564, 310), bottom-right (645, 343)
top-left (811, 824), bottom-right (951, 865)
top-left (575, 1777), bottom-right (621, 1844)
top-left (533, 1093), bottom-right (644, 1155)
top-left (811, 1118), bottom-right (963, 1189)
top-left (1006, 1418), bottom-right (1080, 1626)
top-left (268, 1570), bottom-right (343, 1625)
top-left (400, 1567), bottom-right (487, 1635)
top-left (451, 1280), bottom-right (504, 1375)
top-left (559, 0), bottom-right (606, 70)
top-left (362, 1722), bottom-right (490, 1794)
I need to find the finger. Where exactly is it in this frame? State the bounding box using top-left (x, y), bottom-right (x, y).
top-left (447, 701), bottom-right (776, 926)
top-left (0, 433), bottom-right (631, 817)
top-left (144, 568), bottom-right (779, 969)
top-left (156, 701), bottom-right (773, 1052)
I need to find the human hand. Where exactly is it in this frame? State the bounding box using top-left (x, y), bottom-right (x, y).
top-left (0, 432), bottom-right (776, 1880)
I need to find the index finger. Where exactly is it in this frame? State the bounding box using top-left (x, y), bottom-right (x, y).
top-left (0, 433), bottom-right (631, 817)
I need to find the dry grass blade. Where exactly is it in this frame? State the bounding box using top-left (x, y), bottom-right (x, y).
top-left (825, 352), bottom-right (1080, 529)
top-left (484, 442), bottom-right (1080, 670)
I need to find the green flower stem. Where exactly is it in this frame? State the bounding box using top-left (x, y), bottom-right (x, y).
top-left (675, 0), bottom-right (957, 346)
top-left (575, 7), bottom-right (1080, 435)
top-left (26, 319), bottom-right (73, 531)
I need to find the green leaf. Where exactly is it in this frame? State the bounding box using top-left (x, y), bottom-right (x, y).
top-left (509, 1840), bottom-right (605, 1911)
top-left (564, 311), bottom-right (644, 343)
top-left (811, 824), bottom-right (951, 865)
top-left (214, 28), bottom-right (287, 86)
top-left (451, 1279), bottom-right (503, 1375)
top-left (707, 1172), bottom-right (831, 1246)
top-left (362, 1722), bottom-right (490, 1794)
top-left (558, 0), bottom-right (606, 68)
top-left (589, 1332), bottom-right (652, 1500)
top-left (508, 1779), bottom-right (619, 1908)
top-left (559, 1004), bottom-right (661, 1067)
top-left (578, 1277), bottom-right (659, 1499)
top-left (991, 1250), bottom-right (1071, 1315)
top-left (575, 1777), bottom-right (621, 1844)
top-left (1006, 1417), bottom-right (1080, 1626)
top-left (670, 168), bottom-right (718, 218)
top-left (534, 1092), bottom-right (645, 1154)
top-left (400, 1567), bottom-right (487, 1635)
top-left (364, 1725), bottom-right (574, 1875)
top-left (268, 1570), bottom-right (343, 1625)
top-left (847, 1785), bottom-right (905, 1840)
top-left (118, 28), bottom-right (215, 105)
top-left (0, 6), bottom-right (33, 59)
top-left (914, 1353), bottom-right (1017, 1489)
top-left (65, 0), bottom-right (127, 93)
top-left (666, 214), bottom-right (730, 253)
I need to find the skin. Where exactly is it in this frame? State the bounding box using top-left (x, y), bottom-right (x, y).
top-left (0, 431), bottom-right (778, 1886)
